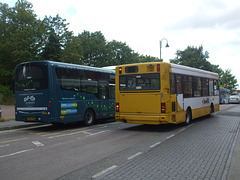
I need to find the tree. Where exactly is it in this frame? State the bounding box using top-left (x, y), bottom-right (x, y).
top-left (170, 45), bottom-right (215, 72)
top-left (78, 31), bottom-right (107, 66)
top-left (62, 36), bottom-right (84, 64)
top-left (0, 0), bottom-right (42, 87)
top-left (220, 69), bottom-right (238, 93)
top-left (138, 55), bottom-right (159, 63)
top-left (40, 14), bottom-right (73, 61)
top-left (105, 40), bottom-right (139, 66)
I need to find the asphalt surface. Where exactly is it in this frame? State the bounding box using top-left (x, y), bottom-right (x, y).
top-left (0, 104), bottom-right (240, 179)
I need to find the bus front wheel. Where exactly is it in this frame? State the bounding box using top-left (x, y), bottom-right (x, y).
top-left (185, 108), bottom-right (192, 125)
top-left (84, 109), bottom-right (95, 126)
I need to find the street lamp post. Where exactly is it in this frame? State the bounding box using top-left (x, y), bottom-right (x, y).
top-left (160, 38), bottom-right (169, 61)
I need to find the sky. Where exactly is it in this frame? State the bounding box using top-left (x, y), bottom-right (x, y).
top-left (2, 0), bottom-right (240, 87)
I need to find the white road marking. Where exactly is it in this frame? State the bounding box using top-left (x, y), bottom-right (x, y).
top-left (32, 141), bottom-right (44, 147)
top-left (92, 165), bottom-right (117, 179)
top-left (48, 129), bottom-right (109, 139)
top-left (86, 130), bottom-right (109, 137)
top-left (149, 142), bottom-right (161, 148)
top-left (0, 148), bottom-right (34, 159)
top-left (0, 144), bottom-right (10, 148)
top-left (48, 130), bottom-right (93, 139)
top-left (167, 134), bottom-right (175, 139)
top-left (178, 128), bottom-right (186, 133)
top-left (127, 152), bottom-right (143, 160)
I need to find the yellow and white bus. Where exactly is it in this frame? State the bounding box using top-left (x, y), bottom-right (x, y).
top-left (115, 62), bottom-right (219, 125)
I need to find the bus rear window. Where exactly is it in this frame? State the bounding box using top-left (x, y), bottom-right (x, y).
top-left (15, 64), bottom-right (48, 91)
top-left (119, 73), bottom-right (160, 91)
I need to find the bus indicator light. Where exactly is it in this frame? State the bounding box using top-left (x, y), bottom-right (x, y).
top-left (161, 103), bottom-right (166, 113)
top-left (157, 64), bottom-right (160, 72)
top-left (116, 103), bottom-right (120, 112)
top-left (119, 67), bottom-right (122, 74)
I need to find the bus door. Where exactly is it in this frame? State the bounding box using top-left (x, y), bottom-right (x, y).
top-left (170, 74), bottom-right (184, 112)
top-left (99, 80), bottom-right (110, 118)
top-left (176, 94), bottom-right (184, 111)
top-left (176, 75), bottom-right (184, 111)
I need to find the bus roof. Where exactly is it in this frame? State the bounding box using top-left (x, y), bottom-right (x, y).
top-left (16, 61), bottom-right (115, 74)
top-left (171, 63), bottom-right (218, 79)
top-left (116, 62), bottom-right (218, 79)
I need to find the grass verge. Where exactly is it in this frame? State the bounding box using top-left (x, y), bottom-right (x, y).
top-left (0, 118), bottom-right (15, 122)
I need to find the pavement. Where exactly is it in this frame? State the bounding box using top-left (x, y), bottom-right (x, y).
top-left (0, 104), bottom-right (240, 179)
top-left (0, 120), bottom-right (44, 131)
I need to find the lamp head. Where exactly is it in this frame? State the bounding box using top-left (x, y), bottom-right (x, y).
top-left (165, 43), bottom-right (170, 48)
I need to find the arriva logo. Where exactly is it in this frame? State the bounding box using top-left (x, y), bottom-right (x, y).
top-left (24, 95), bottom-right (36, 103)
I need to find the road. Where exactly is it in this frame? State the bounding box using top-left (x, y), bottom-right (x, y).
top-left (0, 104), bottom-right (239, 180)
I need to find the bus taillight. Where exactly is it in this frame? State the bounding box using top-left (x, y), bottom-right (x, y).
top-left (161, 103), bottom-right (166, 113)
top-left (119, 67), bottom-right (122, 74)
top-left (48, 100), bottom-right (51, 108)
top-left (116, 103), bottom-right (120, 112)
top-left (157, 64), bottom-right (160, 72)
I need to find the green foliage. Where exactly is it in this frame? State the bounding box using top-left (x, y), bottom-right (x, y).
top-left (170, 45), bottom-right (214, 71)
top-left (0, 0), bottom-right (41, 86)
top-left (40, 14), bottom-right (73, 61)
top-left (220, 69), bottom-right (238, 93)
top-left (0, 85), bottom-right (13, 103)
top-left (78, 31), bottom-right (107, 66)
top-left (104, 40), bottom-right (139, 66)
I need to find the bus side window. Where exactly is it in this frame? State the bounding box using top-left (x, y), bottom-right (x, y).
top-left (170, 74), bottom-right (176, 94)
top-left (202, 78), bottom-right (209, 96)
top-left (183, 76), bottom-right (192, 98)
top-left (55, 68), bottom-right (80, 92)
top-left (214, 80), bottom-right (219, 96)
top-left (193, 77), bottom-right (202, 97)
top-left (209, 79), bottom-right (214, 96)
top-left (109, 75), bottom-right (115, 99)
top-left (98, 73), bottom-right (108, 100)
top-left (99, 82), bottom-right (107, 99)
top-left (81, 71), bottom-right (98, 95)
top-left (176, 75), bottom-right (183, 94)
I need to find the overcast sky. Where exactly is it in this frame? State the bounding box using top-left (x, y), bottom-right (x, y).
top-left (2, 0), bottom-right (240, 86)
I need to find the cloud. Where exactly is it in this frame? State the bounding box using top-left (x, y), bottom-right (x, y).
top-left (165, 0), bottom-right (240, 30)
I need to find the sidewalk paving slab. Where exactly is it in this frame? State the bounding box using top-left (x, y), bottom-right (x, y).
top-left (96, 115), bottom-right (240, 180)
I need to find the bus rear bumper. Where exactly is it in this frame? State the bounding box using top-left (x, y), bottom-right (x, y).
top-left (115, 114), bottom-right (170, 125)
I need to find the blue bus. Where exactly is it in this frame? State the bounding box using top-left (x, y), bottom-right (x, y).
top-left (219, 87), bottom-right (230, 104)
top-left (15, 61), bottom-right (115, 125)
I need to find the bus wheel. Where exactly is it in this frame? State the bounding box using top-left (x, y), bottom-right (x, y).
top-left (84, 109), bottom-right (95, 126)
top-left (210, 104), bottom-right (214, 114)
top-left (185, 108), bottom-right (192, 125)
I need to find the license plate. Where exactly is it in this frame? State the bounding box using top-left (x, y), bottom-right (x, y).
top-left (27, 117), bottom-right (36, 121)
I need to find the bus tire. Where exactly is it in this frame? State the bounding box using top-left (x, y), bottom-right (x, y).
top-left (84, 109), bottom-right (95, 126)
top-left (210, 104), bottom-right (214, 114)
top-left (185, 108), bottom-right (192, 125)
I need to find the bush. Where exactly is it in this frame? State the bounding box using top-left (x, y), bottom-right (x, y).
top-left (0, 85), bottom-right (14, 104)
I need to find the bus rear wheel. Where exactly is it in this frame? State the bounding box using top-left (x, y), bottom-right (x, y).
top-left (185, 108), bottom-right (192, 125)
top-left (210, 104), bottom-right (214, 114)
top-left (84, 109), bottom-right (95, 126)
